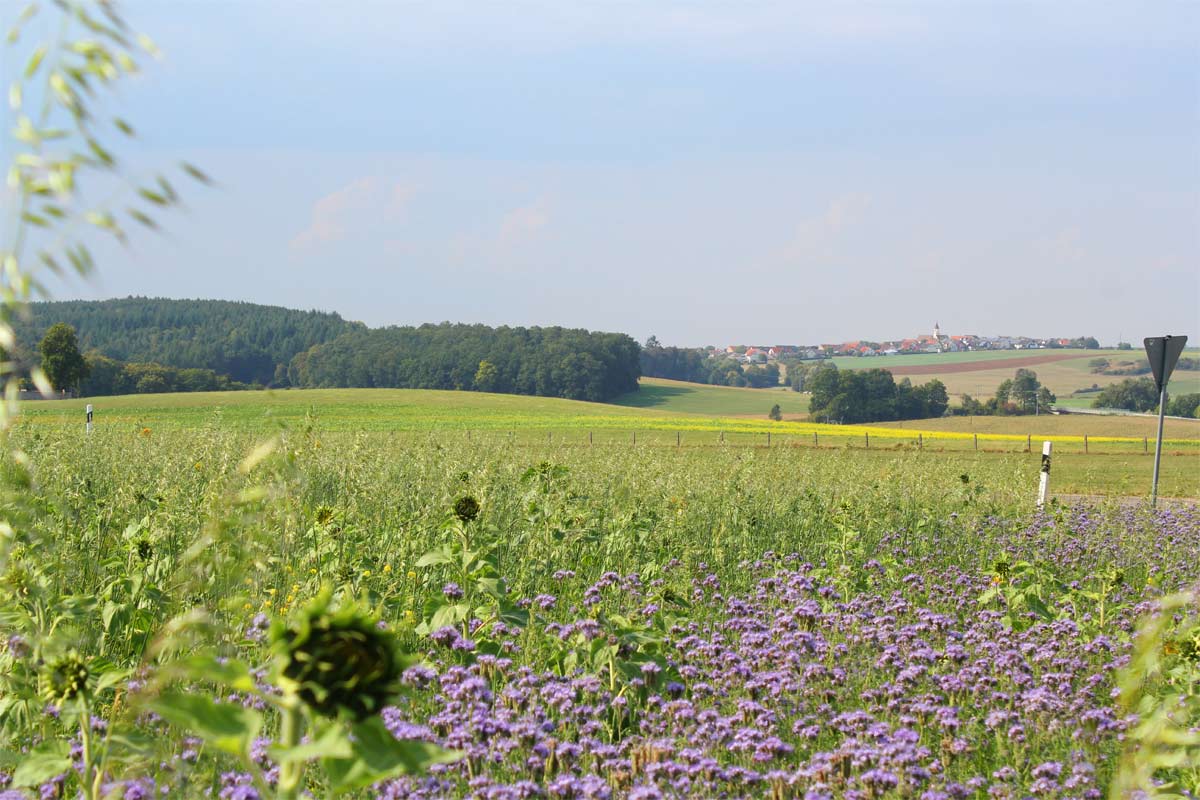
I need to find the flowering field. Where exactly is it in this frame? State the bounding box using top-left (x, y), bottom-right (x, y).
top-left (0, 425), bottom-right (1197, 798)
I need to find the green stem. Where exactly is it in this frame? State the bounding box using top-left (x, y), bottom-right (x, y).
top-left (276, 702), bottom-right (304, 800)
top-left (76, 695), bottom-right (96, 800)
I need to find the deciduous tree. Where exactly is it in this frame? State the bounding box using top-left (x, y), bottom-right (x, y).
top-left (39, 323), bottom-right (89, 393)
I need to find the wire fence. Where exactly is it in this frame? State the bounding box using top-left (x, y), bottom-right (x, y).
top-left (430, 428), bottom-right (1199, 456)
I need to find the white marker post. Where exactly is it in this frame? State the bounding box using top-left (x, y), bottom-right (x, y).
top-left (1037, 441), bottom-right (1052, 507)
top-left (85, 404), bottom-right (93, 435)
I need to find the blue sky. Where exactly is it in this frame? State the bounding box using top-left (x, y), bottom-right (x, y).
top-left (11, 1), bottom-right (1199, 345)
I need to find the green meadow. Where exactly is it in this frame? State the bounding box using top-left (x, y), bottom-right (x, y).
top-left (17, 386), bottom-right (1199, 497)
top-left (610, 377), bottom-right (808, 417)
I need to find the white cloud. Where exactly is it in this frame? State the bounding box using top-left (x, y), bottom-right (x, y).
top-left (289, 178), bottom-right (418, 255)
top-left (289, 177), bottom-right (379, 253)
top-left (778, 193), bottom-right (871, 262)
top-left (498, 200), bottom-right (550, 248)
top-left (384, 182), bottom-right (416, 221)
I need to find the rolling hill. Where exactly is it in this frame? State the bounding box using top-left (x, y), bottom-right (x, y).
top-left (14, 297), bottom-right (363, 385)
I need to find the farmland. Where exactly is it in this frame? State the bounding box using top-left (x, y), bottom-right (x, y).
top-left (829, 348), bottom-right (1112, 371)
top-left (828, 348), bottom-right (1200, 403)
top-left (867, 412), bottom-right (1200, 441)
top-left (16, 387), bottom-right (1200, 497)
top-left (611, 377), bottom-right (807, 417)
top-left (0, 388), bottom-right (1196, 799)
top-left (2, 0), bottom-right (1195, 795)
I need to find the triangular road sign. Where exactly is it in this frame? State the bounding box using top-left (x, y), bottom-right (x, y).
top-left (1144, 335), bottom-right (1188, 392)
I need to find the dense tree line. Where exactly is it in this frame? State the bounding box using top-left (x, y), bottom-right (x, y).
top-left (956, 369), bottom-right (1056, 416)
top-left (807, 364), bottom-right (949, 423)
top-left (1090, 378), bottom-right (1199, 417)
top-left (289, 323), bottom-right (640, 402)
top-left (14, 298), bottom-right (362, 385)
top-left (784, 360), bottom-right (831, 392)
top-left (1168, 394), bottom-right (1200, 418)
top-left (640, 339), bottom-right (781, 388)
top-left (81, 354), bottom-right (249, 396)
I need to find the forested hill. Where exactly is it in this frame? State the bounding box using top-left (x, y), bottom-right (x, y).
top-left (15, 298), bottom-right (363, 384)
top-left (289, 323), bottom-right (641, 402)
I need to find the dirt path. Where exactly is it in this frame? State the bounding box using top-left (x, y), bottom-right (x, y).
top-left (888, 353), bottom-right (1085, 376)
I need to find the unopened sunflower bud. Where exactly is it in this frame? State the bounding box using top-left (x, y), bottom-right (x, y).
top-left (453, 495), bottom-right (480, 523)
top-left (271, 589), bottom-right (408, 720)
top-left (41, 651), bottom-right (89, 704)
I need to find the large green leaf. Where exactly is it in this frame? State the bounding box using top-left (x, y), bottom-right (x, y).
top-left (168, 655), bottom-right (260, 694)
top-left (415, 548), bottom-right (454, 567)
top-left (321, 716), bottom-right (461, 794)
top-left (270, 722), bottom-right (353, 763)
top-left (148, 692), bottom-right (262, 756)
top-left (12, 741), bottom-right (71, 787)
top-left (429, 602), bottom-right (470, 630)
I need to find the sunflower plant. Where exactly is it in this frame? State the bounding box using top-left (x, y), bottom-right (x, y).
top-left (149, 588), bottom-right (460, 799)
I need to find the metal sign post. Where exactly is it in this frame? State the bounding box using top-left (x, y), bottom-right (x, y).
top-left (1144, 335), bottom-right (1188, 508)
top-left (1037, 441), bottom-right (1052, 507)
top-left (85, 404), bottom-right (93, 435)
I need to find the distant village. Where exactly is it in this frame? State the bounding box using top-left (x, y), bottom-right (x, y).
top-left (718, 324), bottom-right (1102, 364)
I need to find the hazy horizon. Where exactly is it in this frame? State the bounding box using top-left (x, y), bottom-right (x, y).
top-left (9, 1), bottom-right (1198, 347)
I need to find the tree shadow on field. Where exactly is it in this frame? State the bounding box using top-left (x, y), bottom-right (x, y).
top-left (611, 385), bottom-right (695, 408)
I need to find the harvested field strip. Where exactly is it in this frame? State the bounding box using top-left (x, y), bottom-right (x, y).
top-left (884, 353), bottom-right (1085, 375)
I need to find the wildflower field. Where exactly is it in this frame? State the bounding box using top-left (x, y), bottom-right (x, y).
top-left (0, 397), bottom-right (1197, 799)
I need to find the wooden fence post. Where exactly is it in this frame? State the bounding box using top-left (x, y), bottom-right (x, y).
top-left (767, 431), bottom-right (771, 447)
top-left (865, 432), bottom-right (870, 449)
top-left (973, 433), bottom-right (978, 451)
top-left (1084, 435), bottom-right (1088, 454)
top-left (676, 431), bottom-right (680, 448)
top-left (918, 433), bottom-right (923, 450)
top-left (813, 432), bottom-right (818, 447)
top-left (1026, 435), bottom-right (1031, 453)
